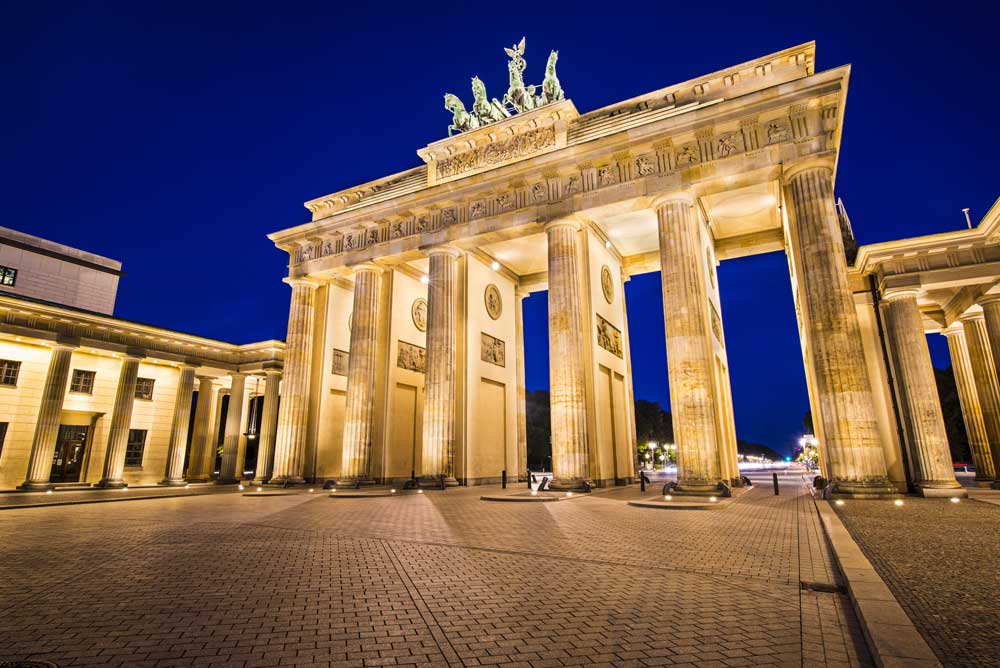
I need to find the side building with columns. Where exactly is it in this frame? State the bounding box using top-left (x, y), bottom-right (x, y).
top-left (0, 232), bottom-right (285, 490)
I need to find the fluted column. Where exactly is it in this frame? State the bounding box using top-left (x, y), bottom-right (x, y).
top-left (656, 195), bottom-right (721, 493)
top-left (960, 313), bottom-right (1000, 488)
top-left (252, 369), bottom-right (282, 484)
top-left (339, 265), bottom-right (382, 483)
top-left (786, 164), bottom-right (893, 496)
top-left (217, 372), bottom-right (246, 483)
top-left (186, 377), bottom-right (219, 481)
top-left (882, 289), bottom-right (962, 493)
top-left (942, 325), bottom-right (996, 482)
top-left (420, 249), bottom-right (461, 483)
top-left (270, 279), bottom-right (318, 484)
top-left (96, 351), bottom-right (143, 488)
top-left (162, 364), bottom-right (197, 485)
top-left (514, 288), bottom-right (528, 481)
top-left (20, 340), bottom-right (78, 490)
top-left (546, 219), bottom-right (590, 489)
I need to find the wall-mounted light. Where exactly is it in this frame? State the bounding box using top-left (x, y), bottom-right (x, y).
top-left (490, 261), bottom-right (500, 271)
top-left (420, 275), bottom-right (429, 285)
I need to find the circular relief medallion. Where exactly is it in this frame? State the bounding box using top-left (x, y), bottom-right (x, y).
top-left (411, 297), bottom-right (427, 332)
top-left (347, 311), bottom-right (353, 334)
top-left (484, 284), bottom-right (503, 320)
top-left (601, 265), bottom-right (614, 304)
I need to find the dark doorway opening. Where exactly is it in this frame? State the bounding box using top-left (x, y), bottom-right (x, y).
top-left (50, 424), bottom-right (89, 483)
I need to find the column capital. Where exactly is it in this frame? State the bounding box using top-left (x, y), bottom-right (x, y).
top-left (650, 190), bottom-right (697, 209)
top-left (52, 335), bottom-right (81, 351)
top-left (959, 308), bottom-right (986, 324)
top-left (283, 276), bottom-right (320, 290)
top-left (881, 286), bottom-right (921, 302)
top-left (349, 262), bottom-right (382, 275)
top-left (263, 367), bottom-right (283, 378)
top-left (426, 246), bottom-right (463, 258)
top-left (781, 155), bottom-right (837, 185)
top-left (122, 346), bottom-right (146, 361)
top-left (543, 216), bottom-right (583, 233)
top-left (195, 374), bottom-right (218, 384)
top-left (978, 292), bottom-right (1000, 307)
top-left (941, 323), bottom-right (965, 338)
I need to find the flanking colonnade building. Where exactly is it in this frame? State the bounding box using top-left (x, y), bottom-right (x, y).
top-left (3, 42), bottom-right (1000, 497)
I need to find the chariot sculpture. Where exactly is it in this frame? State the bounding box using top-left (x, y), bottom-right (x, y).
top-left (445, 37), bottom-right (565, 136)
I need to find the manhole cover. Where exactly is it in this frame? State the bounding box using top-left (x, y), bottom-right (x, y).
top-left (0, 661), bottom-right (59, 667)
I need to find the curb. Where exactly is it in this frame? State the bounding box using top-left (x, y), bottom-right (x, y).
top-left (814, 499), bottom-right (942, 668)
top-left (0, 489), bottom-right (239, 511)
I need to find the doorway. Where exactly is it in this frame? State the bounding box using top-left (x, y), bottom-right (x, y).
top-left (50, 425), bottom-right (89, 483)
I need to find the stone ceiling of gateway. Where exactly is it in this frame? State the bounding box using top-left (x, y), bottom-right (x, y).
top-left (269, 40), bottom-right (841, 285)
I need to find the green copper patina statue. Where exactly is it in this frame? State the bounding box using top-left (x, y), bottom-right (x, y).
top-left (444, 37), bottom-right (565, 136)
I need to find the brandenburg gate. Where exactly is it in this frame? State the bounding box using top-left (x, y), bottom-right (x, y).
top-left (263, 40), bottom-right (982, 497)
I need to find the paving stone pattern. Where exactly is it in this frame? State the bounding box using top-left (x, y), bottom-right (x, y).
top-left (0, 476), bottom-right (871, 667)
top-left (835, 496), bottom-right (1000, 668)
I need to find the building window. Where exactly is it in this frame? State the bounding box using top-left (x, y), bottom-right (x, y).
top-left (70, 369), bottom-right (96, 394)
top-left (0, 360), bottom-right (20, 387)
top-left (124, 429), bottom-right (147, 467)
top-left (0, 266), bottom-right (15, 287)
top-left (135, 377), bottom-right (155, 400)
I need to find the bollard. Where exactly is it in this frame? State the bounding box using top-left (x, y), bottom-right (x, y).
top-left (411, 469), bottom-right (416, 483)
top-left (527, 469), bottom-right (532, 489)
top-left (639, 472), bottom-right (647, 492)
top-left (772, 472), bottom-right (779, 496)
top-left (501, 469), bottom-right (507, 489)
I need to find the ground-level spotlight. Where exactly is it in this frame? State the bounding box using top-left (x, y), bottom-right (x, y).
top-left (184, 484), bottom-right (190, 489)
top-left (530, 490), bottom-right (538, 496)
top-left (417, 489), bottom-right (424, 494)
top-left (950, 497), bottom-right (960, 503)
top-left (45, 489), bottom-right (53, 495)
top-left (256, 487), bottom-right (263, 493)
top-left (238, 484), bottom-right (244, 491)
top-left (566, 492), bottom-right (574, 498)
top-left (893, 499), bottom-right (904, 507)
top-left (709, 496), bottom-right (717, 502)
top-left (308, 488), bottom-right (314, 493)
top-left (391, 489), bottom-right (397, 494)
top-left (331, 489), bottom-right (337, 493)
top-left (835, 499), bottom-right (845, 506)
top-left (663, 494), bottom-right (672, 501)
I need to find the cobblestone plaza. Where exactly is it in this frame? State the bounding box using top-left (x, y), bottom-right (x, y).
top-left (0, 477), bottom-right (873, 668)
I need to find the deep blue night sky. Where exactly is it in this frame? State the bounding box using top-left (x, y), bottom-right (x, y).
top-left (3, 1), bottom-right (996, 454)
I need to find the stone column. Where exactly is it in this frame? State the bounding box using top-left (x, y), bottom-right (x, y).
top-left (421, 248), bottom-right (461, 484)
top-left (514, 288), bottom-right (528, 481)
top-left (339, 265), bottom-right (382, 484)
top-left (96, 351), bottom-right (143, 488)
top-left (252, 369), bottom-right (282, 484)
top-left (20, 340), bottom-right (78, 490)
top-left (162, 364), bottom-right (197, 485)
top-left (942, 325), bottom-right (996, 483)
top-left (186, 377), bottom-right (218, 482)
top-left (785, 164), bottom-right (893, 496)
top-left (270, 279), bottom-right (318, 484)
top-left (881, 289), bottom-right (962, 493)
top-left (960, 313), bottom-right (1000, 488)
top-left (655, 194), bottom-right (721, 493)
top-left (217, 372), bottom-right (246, 483)
top-left (546, 219), bottom-right (590, 490)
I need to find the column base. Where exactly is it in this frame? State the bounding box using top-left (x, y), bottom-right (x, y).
top-left (418, 475), bottom-right (459, 488)
top-left (991, 480), bottom-right (1000, 490)
top-left (186, 475), bottom-right (212, 483)
top-left (267, 476), bottom-right (305, 487)
top-left (547, 478), bottom-right (592, 492)
top-left (335, 476), bottom-right (376, 488)
top-left (94, 479), bottom-right (128, 489)
top-left (17, 481), bottom-right (54, 491)
top-left (673, 479), bottom-right (723, 496)
top-left (160, 479), bottom-right (188, 487)
top-left (215, 478), bottom-right (243, 485)
top-left (916, 486), bottom-right (968, 498)
top-left (829, 479), bottom-right (899, 499)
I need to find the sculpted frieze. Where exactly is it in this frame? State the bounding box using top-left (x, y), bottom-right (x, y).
top-left (397, 341), bottom-right (426, 373)
top-left (292, 107), bottom-right (825, 269)
top-left (596, 314), bottom-right (623, 358)
top-left (436, 126), bottom-right (557, 181)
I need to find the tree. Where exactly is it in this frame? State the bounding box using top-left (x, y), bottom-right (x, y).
top-left (525, 389), bottom-right (551, 470)
top-left (934, 366), bottom-right (971, 464)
